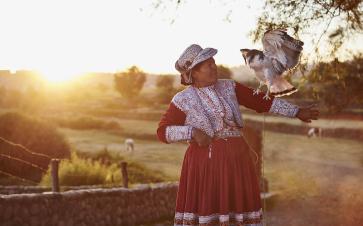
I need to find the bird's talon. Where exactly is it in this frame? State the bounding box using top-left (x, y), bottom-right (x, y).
top-left (253, 89), bottom-right (260, 95)
top-left (263, 95), bottom-right (271, 100)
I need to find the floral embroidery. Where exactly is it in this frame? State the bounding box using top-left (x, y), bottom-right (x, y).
top-left (174, 208), bottom-right (263, 226)
top-left (166, 80), bottom-right (299, 143)
top-left (214, 130), bottom-right (241, 139)
top-left (194, 85), bottom-right (235, 133)
top-left (171, 80), bottom-right (243, 138)
top-left (166, 126), bottom-right (193, 143)
top-left (268, 98), bottom-right (299, 118)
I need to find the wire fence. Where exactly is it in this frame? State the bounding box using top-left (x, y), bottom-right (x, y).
top-left (0, 136), bottom-right (51, 160)
top-left (0, 169), bottom-right (38, 185)
top-left (0, 136), bottom-right (130, 190)
top-left (0, 136), bottom-right (52, 184)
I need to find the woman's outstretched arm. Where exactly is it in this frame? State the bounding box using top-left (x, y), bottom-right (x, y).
top-left (235, 81), bottom-right (276, 113)
top-left (235, 81), bottom-right (320, 122)
top-left (156, 102), bottom-right (193, 144)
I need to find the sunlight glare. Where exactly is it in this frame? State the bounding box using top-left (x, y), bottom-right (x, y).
top-left (40, 68), bottom-right (83, 83)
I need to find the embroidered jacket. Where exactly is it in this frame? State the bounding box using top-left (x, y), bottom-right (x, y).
top-left (157, 79), bottom-right (299, 143)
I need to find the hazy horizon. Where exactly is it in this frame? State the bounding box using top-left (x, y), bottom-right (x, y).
top-left (0, 0), bottom-right (362, 82)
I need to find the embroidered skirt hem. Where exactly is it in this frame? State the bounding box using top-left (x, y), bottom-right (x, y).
top-left (174, 136), bottom-right (262, 226)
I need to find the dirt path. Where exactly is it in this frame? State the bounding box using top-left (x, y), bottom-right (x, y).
top-left (263, 152), bottom-right (363, 225)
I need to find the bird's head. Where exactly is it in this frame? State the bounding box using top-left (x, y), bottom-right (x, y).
top-left (240, 49), bottom-right (250, 65)
top-left (240, 49), bottom-right (265, 70)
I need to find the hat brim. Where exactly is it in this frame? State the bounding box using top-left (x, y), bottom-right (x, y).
top-left (189, 48), bottom-right (217, 70)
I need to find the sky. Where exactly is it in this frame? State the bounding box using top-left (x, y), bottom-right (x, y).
top-left (0, 0), bottom-right (362, 81)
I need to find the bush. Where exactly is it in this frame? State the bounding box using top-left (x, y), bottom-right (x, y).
top-left (89, 148), bottom-right (170, 184)
top-left (0, 112), bottom-right (70, 159)
top-left (126, 161), bottom-right (168, 184)
top-left (217, 65), bottom-right (232, 79)
top-left (40, 151), bottom-right (170, 186)
top-left (0, 112), bottom-right (70, 183)
top-left (40, 152), bottom-right (116, 186)
top-left (49, 116), bottom-right (122, 131)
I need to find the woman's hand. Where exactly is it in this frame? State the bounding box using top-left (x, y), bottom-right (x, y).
top-left (296, 103), bottom-right (320, 123)
top-left (192, 128), bottom-right (212, 147)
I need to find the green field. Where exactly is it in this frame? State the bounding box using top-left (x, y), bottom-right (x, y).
top-left (60, 118), bottom-right (363, 225)
top-left (3, 108), bottom-right (363, 225)
top-left (59, 118), bottom-right (363, 182)
top-left (60, 128), bottom-right (187, 181)
top-left (243, 111), bottom-right (363, 129)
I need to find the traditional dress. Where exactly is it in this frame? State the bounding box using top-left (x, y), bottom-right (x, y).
top-left (157, 79), bottom-right (299, 226)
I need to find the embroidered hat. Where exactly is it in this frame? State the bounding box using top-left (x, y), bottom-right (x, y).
top-left (175, 44), bottom-right (218, 85)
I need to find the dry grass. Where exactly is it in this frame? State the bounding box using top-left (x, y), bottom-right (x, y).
top-left (261, 131), bottom-right (363, 226)
top-left (243, 111), bottom-right (363, 129)
top-left (58, 118), bottom-right (363, 225)
top-left (59, 128), bottom-right (187, 180)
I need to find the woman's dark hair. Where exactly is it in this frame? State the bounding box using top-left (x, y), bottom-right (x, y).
top-left (181, 72), bottom-right (192, 85)
top-left (180, 61), bottom-right (204, 85)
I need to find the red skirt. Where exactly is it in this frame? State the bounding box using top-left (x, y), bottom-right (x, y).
top-left (174, 136), bottom-right (263, 226)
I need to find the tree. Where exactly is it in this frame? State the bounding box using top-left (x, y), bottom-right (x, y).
top-left (153, 0), bottom-right (363, 58)
top-left (155, 75), bottom-right (176, 104)
top-left (0, 86), bottom-right (6, 106)
top-left (304, 54), bottom-right (363, 112)
top-left (251, 0), bottom-right (363, 58)
top-left (217, 65), bottom-right (233, 79)
top-left (114, 66), bottom-right (146, 102)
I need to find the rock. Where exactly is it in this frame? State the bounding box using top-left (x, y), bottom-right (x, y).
top-left (3, 206), bottom-right (12, 220)
top-left (30, 204), bottom-right (40, 215)
top-left (22, 208), bottom-right (30, 218)
top-left (30, 216), bottom-right (39, 226)
top-left (12, 217), bottom-right (25, 226)
top-left (105, 214), bottom-right (111, 223)
top-left (57, 220), bottom-right (65, 226)
top-left (51, 214), bottom-right (58, 225)
top-left (66, 219), bottom-right (74, 226)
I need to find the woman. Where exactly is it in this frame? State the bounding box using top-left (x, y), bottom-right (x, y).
top-left (156, 44), bottom-right (319, 226)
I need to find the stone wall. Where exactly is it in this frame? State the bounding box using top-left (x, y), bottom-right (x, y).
top-left (0, 185), bottom-right (49, 195)
top-left (0, 182), bottom-right (178, 226)
top-left (0, 184), bottom-right (152, 195)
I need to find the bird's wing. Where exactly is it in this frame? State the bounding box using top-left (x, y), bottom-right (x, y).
top-left (262, 29), bottom-right (288, 66)
top-left (262, 29), bottom-right (303, 71)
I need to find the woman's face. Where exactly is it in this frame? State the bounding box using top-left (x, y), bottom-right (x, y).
top-left (192, 57), bottom-right (218, 86)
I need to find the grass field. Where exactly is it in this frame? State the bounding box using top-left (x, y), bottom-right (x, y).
top-left (60, 128), bottom-right (187, 180)
top-left (59, 117), bottom-right (363, 182)
top-left (242, 111), bottom-right (363, 129)
top-left (262, 131), bottom-right (363, 225)
top-left (2, 104), bottom-right (362, 225)
top-left (59, 118), bottom-right (363, 225)
top-left (36, 102), bottom-right (363, 130)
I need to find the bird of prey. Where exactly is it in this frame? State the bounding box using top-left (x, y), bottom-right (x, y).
top-left (240, 29), bottom-right (304, 100)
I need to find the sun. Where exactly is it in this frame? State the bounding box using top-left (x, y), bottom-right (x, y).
top-left (40, 68), bottom-right (82, 83)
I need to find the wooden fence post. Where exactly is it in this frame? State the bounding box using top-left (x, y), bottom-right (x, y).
top-left (51, 159), bottom-right (60, 192)
top-left (121, 161), bottom-right (128, 188)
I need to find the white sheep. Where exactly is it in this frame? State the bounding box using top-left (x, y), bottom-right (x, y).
top-left (125, 138), bottom-right (134, 152)
top-left (307, 127), bottom-right (322, 138)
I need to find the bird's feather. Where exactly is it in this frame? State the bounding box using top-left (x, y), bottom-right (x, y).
top-left (262, 29), bottom-right (303, 71)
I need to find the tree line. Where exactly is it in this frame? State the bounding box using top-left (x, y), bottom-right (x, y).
top-left (113, 55), bottom-right (363, 113)
top-left (113, 64), bottom-right (233, 105)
